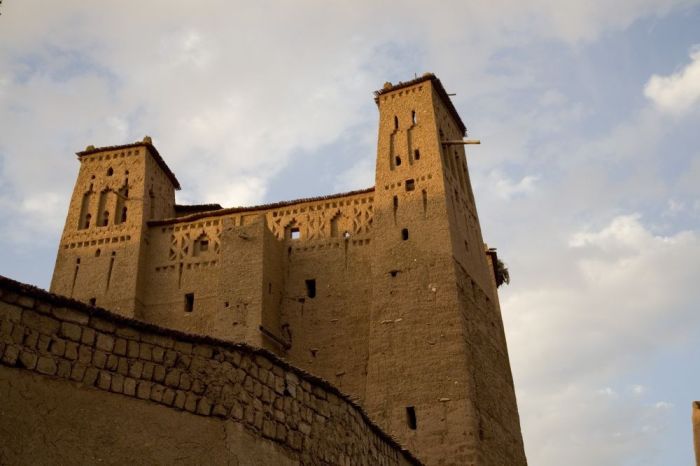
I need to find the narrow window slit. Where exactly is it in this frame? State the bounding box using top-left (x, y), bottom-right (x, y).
top-left (406, 406), bottom-right (417, 430)
top-left (305, 279), bottom-right (316, 298)
top-left (401, 228), bottom-right (409, 241)
top-left (185, 293), bottom-right (194, 312)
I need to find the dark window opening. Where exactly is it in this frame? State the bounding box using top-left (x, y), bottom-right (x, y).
top-left (224, 301), bottom-right (229, 308)
top-left (393, 195), bottom-right (399, 210)
top-left (102, 211), bottom-right (109, 227)
top-left (121, 207), bottom-right (128, 223)
top-left (290, 227), bottom-right (300, 240)
top-left (394, 115), bottom-right (399, 130)
top-left (76, 258), bottom-right (81, 264)
top-left (84, 214), bottom-right (92, 229)
top-left (414, 149), bottom-right (420, 160)
top-left (305, 279), bottom-right (316, 299)
top-left (185, 293), bottom-right (194, 312)
top-left (200, 239), bottom-right (209, 251)
top-left (111, 251), bottom-right (116, 257)
top-left (411, 110), bottom-right (417, 125)
top-left (406, 406), bottom-right (417, 430)
top-left (395, 156), bottom-right (402, 166)
top-left (95, 249), bottom-right (101, 257)
top-left (107, 167), bottom-right (113, 176)
top-left (401, 228), bottom-right (409, 241)
top-left (405, 179), bottom-right (415, 191)
top-left (268, 282), bottom-right (272, 294)
top-left (389, 270), bottom-right (399, 277)
top-left (89, 297), bottom-right (96, 306)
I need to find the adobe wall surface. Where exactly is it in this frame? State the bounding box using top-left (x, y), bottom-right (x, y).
top-left (0, 276), bottom-right (419, 466)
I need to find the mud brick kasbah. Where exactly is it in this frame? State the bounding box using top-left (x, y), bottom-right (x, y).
top-left (0, 73), bottom-right (527, 465)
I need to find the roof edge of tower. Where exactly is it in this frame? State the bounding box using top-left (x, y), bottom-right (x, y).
top-left (374, 73), bottom-right (466, 135)
top-left (76, 139), bottom-right (181, 190)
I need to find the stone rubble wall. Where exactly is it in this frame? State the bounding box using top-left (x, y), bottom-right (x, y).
top-left (0, 275), bottom-right (420, 466)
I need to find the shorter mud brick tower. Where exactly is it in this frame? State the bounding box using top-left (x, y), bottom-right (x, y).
top-left (51, 73), bottom-right (527, 465)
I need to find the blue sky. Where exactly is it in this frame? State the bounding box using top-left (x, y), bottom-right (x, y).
top-left (1, 1), bottom-right (699, 464)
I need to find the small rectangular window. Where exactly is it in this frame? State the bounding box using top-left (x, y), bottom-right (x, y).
top-left (405, 179), bottom-right (415, 191)
top-left (305, 279), bottom-right (316, 298)
top-left (200, 240), bottom-right (209, 251)
top-left (290, 227), bottom-right (301, 240)
top-left (185, 293), bottom-right (194, 312)
top-left (406, 406), bottom-right (417, 430)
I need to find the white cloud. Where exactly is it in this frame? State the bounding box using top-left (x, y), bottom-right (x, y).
top-left (503, 214), bottom-right (700, 465)
top-left (645, 46), bottom-right (700, 114)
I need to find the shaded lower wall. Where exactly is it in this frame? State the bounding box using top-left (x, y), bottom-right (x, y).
top-left (0, 275), bottom-right (419, 466)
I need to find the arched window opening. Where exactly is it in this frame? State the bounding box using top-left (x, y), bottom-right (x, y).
top-left (95, 249), bottom-right (101, 257)
top-left (107, 167), bottom-right (114, 176)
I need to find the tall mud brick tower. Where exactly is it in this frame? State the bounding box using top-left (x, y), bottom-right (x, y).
top-left (50, 73), bottom-right (527, 465)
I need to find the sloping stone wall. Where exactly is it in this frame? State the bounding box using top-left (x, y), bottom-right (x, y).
top-left (0, 275), bottom-right (420, 466)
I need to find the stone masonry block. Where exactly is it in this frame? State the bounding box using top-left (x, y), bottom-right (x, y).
top-left (117, 357), bottom-right (129, 376)
top-left (95, 333), bottom-right (115, 352)
top-left (185, 393), bottom-right (198, 413)
top-left (18, 350), bottom-right (37, 370)
top-left (142, 362), bottom-right (154, 380)
top-left (255, 355), bottom-right (273, 370)
top-left (196, 397), bottom-right (212, 416)
top-left (1, 345), bottom-right (20, 366)
top-left (115, 326), bottom-right (140, 340)
top-left (193, 345), bottom-right (213, 358)
top-left (49, 338), bottom-right (66, 357)
top-left (106, 354), bottom-right (119, 371)
top-left (70, 363), bottom-right (87, 382)
top-left (164, 369), bottom-right (180, 388)
top-left (78, 345), bottom-right (92, 364)
top-left (174, 390), bottom-right (186, 410)
top-left (164, 349), bottom-right (177, 367)
top-left (36, 356), bottom-right (57, 375)
top-left (65, 341), bottom-right (78, 361)
top-left (22, 311), bottom-right (59, 335)
top-left (0, 302), bottom-right (23, 323)
top-left (127, 340), bottom-right (140, 358)
top-left (173, 341), bottom-right (192, 354)
top-left (97, 371), bottom-right (112, 390)
top-left (16, 295), bottom-right (35, 309)
top-left (90, 317), bottom-right (116, 333)
top-left (111, 374), bottom-right (124, 393)
top-left (81, 327), bottom-right (95, 346)
top-left (123, 377), bottom-right (137, 396)
top-left (60, 322), bottom-right (82, 342)
top-left (57, 360), bottom-right (71, 378)
top-left (212, 404), bottom-right (229, 418)
top-left (153, 365), bottom-right (166, 383)
top-left (113, 338), bottom-right (127, 355)
top-left (152, 346), bottom-right (165, 363)
top-left (53, 307), bottom-right (89, 325)
top-left (139, 343), bottom-right (153, 361)
top-left (150, 384), bottom-right (165, 403)
top-left (11, 325), bottom-right (24, 344)
top-left (93, 350), bottom-right (107, 369)
top-left (23, 330), bottom-right (39, 349)
top-left (129, 360), bottom-right (143, 379)
top-left (162, 388), bottom-right (176, 406)
top-left (84, 367), bottom-right (99, 386)
top-left (136, 381), bottom-right (152, 400)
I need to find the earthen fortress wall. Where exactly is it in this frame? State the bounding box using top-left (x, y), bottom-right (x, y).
top-left (48, 74), bottom-right (528, 465)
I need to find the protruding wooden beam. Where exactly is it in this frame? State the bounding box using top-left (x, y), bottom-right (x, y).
top-left (442, 139), bottom-right (481, 145)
